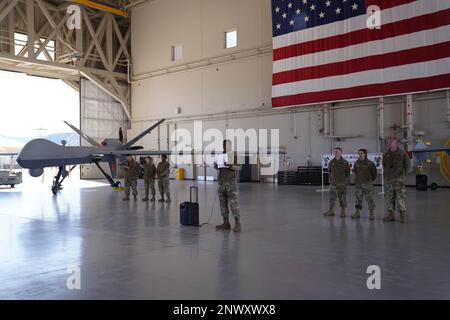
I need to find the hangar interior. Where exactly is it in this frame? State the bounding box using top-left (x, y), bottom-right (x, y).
top-left (0, 0), bottom-right (449, 299)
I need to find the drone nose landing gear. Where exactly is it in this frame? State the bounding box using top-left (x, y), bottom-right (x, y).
top-left (51, 166), bottom-right (76, 195)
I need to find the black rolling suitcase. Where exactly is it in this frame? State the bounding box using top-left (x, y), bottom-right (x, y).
top-left (180, 186), bottom-right (199, 226)
top-left (416, 174), bottom-right (428, 191)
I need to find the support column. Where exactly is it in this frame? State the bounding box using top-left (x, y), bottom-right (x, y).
top-left (406, 94), bottom-right (413, 152)
top-left (447, 90), bottom-right (450, 128)
top-left (26, 0), bottom-right (35, 59)
top-left (377, 97), bottom-right (385, 153)
top-left (106, 14), bottom-right (113, 70)
top-left (8, 6), bottom-right (15, 55)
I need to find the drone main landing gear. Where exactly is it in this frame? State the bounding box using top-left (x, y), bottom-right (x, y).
top-left (51, 166), bottom-right (76, 195)
top-left (93, 161), bottom-right (121, 188)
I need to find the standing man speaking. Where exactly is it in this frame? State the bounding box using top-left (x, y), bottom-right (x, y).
top-left (214, 139), bottom-right (242, 232)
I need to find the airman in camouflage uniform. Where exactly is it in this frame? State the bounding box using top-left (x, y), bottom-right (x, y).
top-left (383, 138), bottom-right (410, 223)
top-left (324, 147), bottom-right (350, 218)
top-left (120, 155), bottom-right (141, 201)
top-left (214, 140), bottom-right (242, 232)
top-left (142, 156), bottom-right (157, 202)
top-left (352, 149), bottom-right (378, 220)
top-left (157, 154), bottom-right (171, 203)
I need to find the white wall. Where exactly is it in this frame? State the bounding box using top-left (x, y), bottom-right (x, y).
top-left (130, 0), bottom-right (450, 185)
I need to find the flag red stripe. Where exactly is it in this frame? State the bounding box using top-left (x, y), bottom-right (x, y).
top-left (273, 41), bottom-right (450, 85)
top-left (273, 8), bottom-right (450, 61)
top-left (272, 74), bottom-right (450, 108)
top-left (365, 0), bottom-right (416, 10)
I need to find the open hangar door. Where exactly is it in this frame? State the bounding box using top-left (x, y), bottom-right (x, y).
top-left (79, 79), bottom-right (129, 180)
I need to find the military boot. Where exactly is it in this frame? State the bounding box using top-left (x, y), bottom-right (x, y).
top-left (323, 207), bottom-right (335, 217)
top-left (216, 217), bottom-right (231, 230)
top-left (233, 219), bottom-right (241, 233)
top-left (351, 208), bottom-right (361, 219)
top-left (340, 208), bottom-right (347, 218)
top-left (369, 210), bottom-right (375, 221)
top-left (150, 197), bottom-right (155, 202)
top-left (122, 196), bottom-right (130, 201)
top-left (158, 197), bottom-right (165, 202)
top-left (383, 210), bottom-right (395, 222)
top-left (166, 197), bottom-right (171, 203)
top-left (399, 211), bottom-right (407, 223)
top-left (142, 196), bottom-right (149, 201)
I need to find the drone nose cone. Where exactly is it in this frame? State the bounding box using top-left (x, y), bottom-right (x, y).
top-left (16, 155), bottom-right (24, 168)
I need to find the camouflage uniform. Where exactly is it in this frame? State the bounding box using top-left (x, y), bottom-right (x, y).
top-left (383, 148), bottom-right (410, 217)
top-left (157, 160), bottom-right (171, 201)
top-left (328, 157), bottom-right (350, 209)
top-left (120, 159), bottom-right (141, 199)
top-left (215, 152), bottom-right (241, 220)
top-left (143, 163), bottom-right (157, 200)
top-left (354, 158), bottom-right (378, 211)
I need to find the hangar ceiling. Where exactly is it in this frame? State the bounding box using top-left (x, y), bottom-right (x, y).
top-left (45, 0), bottom-right (142, 9)
top-left (0, 0), bottom-right (148, 119)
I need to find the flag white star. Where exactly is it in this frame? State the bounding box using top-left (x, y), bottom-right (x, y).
top-left (352, 3), bottom-right (358, 10)
top-left (325, 1), bottom-right (331, 7)
top-left (282, 12), bottom-right (287, 19)
top-left (303, 0), bottom-right (307, 4)
top-left (289, 19), bottom-right (294, 25)
top-left (335, 7), bottom-right (341, 14)
top-left (310, 4), bottom-right (316, 11)
top-left (288, 2), bottom-right (293, 9)
top-left (276, 24), bottom-right (281, 29)
top-left (304, 16), bottom-right (309, 22)
top-left (296, 9), bottom-right (301, 14)
top-left (275, 7), bottom-right (280, 13)
top-left (319, 12), bottom-right (325, 18)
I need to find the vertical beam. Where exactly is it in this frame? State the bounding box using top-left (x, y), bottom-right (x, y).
top-left (26, 0), bottom-right (35, 59)
top-left (75, 11), bottom-right (83, 65)
top-left (323, 104), bottom-right (330, 137)
top-left (406, 94), bottom-right (413, 152)
top-left (330, 107), bottom-right (335, 151)
top-left (157, 125), bottom-right (161, 151)
top-left (447, 90), bottom-right (450, 128)
top-left (106, 14), bottom-right (113, 69)
top-left (8, 5), bottom-right (15, 55)
top-left (166, 124), bottom-right (170, 150)
top-left (377, 97), bottom-right (385, 152)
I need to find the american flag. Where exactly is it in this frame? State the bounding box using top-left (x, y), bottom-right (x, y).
top-left (271, 0), bottom-right (450, 108)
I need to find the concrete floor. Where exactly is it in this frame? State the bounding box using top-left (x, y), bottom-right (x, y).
top-left (0, 178), bottom-right (449, 299)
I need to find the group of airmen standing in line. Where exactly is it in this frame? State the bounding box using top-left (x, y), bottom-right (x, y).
top-left (119, 154), bottom-right (171, 202)
top-left (324, 137), bottom-right (411, 223)
top-left (119, 139), bottom-right (242, 232)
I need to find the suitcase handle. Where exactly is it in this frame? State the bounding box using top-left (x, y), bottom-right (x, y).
top-left (190, 186), bottom-right (198, 203)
